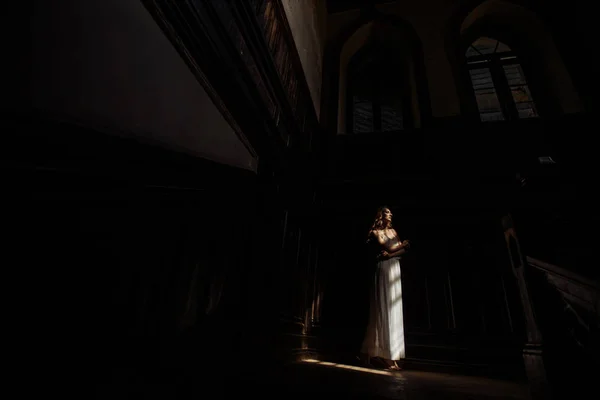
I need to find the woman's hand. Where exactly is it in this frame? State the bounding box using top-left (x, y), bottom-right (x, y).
top-left (378, 250), bottom-right (390, 260)
top-left (402, 240), bottom-right (411, 249)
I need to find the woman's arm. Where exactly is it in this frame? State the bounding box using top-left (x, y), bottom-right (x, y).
top-left (380, 248), bottom-right (407, 259)
top-left (392, 229), bottom-right (411, 250)
top-left (377, 230), bottom-right (411, 259)
top-left (372, 230), bottom-right (407, 252)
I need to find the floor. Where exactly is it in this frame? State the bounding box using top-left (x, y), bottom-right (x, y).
top-left (98, 359), bottom-right (532, 399)
top-left (263, 360), bottom-right (531, 399)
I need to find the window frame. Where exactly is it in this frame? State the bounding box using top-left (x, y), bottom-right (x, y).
top-left (345, 45), bottom-right (413, 134)
top-left (465, 39), bottom-right (539, 122)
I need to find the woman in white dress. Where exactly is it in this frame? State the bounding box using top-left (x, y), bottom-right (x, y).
top-left (361, 206), bottom-right (411, 370)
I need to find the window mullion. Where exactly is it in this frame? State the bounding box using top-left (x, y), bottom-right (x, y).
top-left (490, 60), bottom-right (518, 120)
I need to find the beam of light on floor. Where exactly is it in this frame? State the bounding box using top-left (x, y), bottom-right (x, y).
top-left (301, 359), bottom-right (405, 377)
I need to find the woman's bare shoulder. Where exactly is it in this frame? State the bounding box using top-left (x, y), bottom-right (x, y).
top-left (370, 229), bottom-right (385, 238)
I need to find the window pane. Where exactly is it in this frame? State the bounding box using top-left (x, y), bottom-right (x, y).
top-left (512, 86), bottom-right (538, 118)
top-left (495, 41), bottom-right (511, 53)
top-left (466, 46), bottom-right (481, 59)
top-left (467, 37), bottom-right (512, 58)
top-left (381, 104), bottom-right (403, 131)
top-left (470, 37), bottom-right (498, 55)
top-left (380, 90), bottom-right (403, 131)
top-left (353, 96), bottom-right (374, 133)
top-left (503, 64), bottom-right (527, 86)
top-left (469, 68), bottom-right (505, 122)
top-left (503, 64), bottom-right (538, 118)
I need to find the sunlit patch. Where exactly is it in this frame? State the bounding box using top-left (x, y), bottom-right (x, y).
top-left (301, 359), bottom-right (404, 377)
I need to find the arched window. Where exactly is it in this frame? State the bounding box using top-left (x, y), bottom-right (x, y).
top-left (466, 37), bottom-right (538, 122)
top-left (347, 46), bottom-right (412, 133)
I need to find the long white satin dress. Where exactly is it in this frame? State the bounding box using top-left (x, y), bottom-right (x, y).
top-left (361, 236), bottom-right (406, 360)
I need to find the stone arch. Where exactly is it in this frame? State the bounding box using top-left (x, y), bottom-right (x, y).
top-left (322, 10), bottom-right (431, 135)
top-left (445, 0), bottom-right (582, 119)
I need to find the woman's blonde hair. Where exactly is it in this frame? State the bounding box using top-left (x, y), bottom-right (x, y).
top-left (367, 206), bottom-right (391, 241)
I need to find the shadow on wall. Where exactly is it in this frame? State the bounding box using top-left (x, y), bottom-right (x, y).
top-left (28, 0), bottom-right (257, 171)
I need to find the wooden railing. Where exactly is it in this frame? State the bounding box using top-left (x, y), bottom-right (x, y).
top-left (523, 255), bottom-right (599, 398)
top-left (527, 257), bottom-right (599, 313)
top-left (526, 256), bottom-right (599, 348)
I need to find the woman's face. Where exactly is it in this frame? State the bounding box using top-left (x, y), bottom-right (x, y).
top-left (383, 208), bottom-right (392, 223)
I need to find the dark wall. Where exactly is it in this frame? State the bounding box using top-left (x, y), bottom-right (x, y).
top-left (5, 1), bottom-right (324, 384)
top-left (5, 114), bottom-right (258, 377)
top-left (6, 1), bottom-right (270, 375)
top-left (25, 0), bottom-right (256, 172)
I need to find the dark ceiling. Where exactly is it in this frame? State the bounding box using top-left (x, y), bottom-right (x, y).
top-left (325, 0), bottom-right (396, 14)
